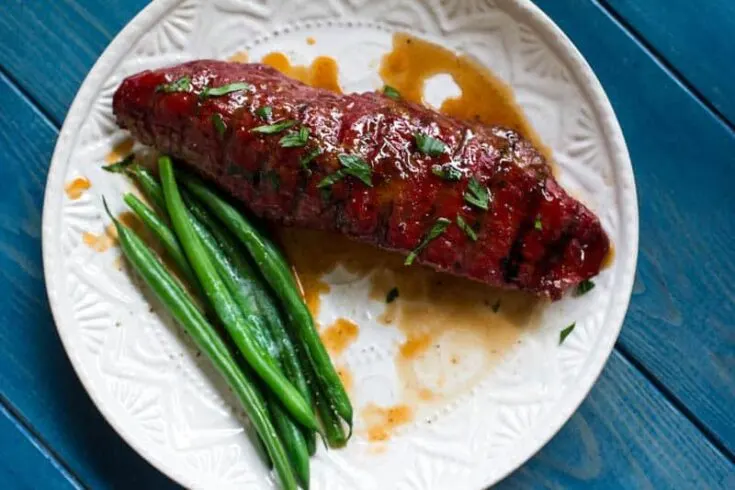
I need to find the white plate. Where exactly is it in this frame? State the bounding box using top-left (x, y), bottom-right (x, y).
top-left (43, 0), bottom-right (638, 488)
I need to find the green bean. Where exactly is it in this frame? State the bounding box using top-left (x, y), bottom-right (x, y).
top-left (103, 199), bottom-right (297, 490)
top-left (186, 207), bottom-right (276, 358)
top-left (185, 194), bottom-right (315, 477)
top-left (186, 195), bottom-right (311, 487)
top-left (129, 164), bottom-right (166, 214)
top-left (128, 168), bottom-right (317, 448)
top-left (122, 193), bottom-right (198, 289)
top-left (186, 198), bottom-right (314, 409)
top-left (158, 156), bottom-right (317, 431)
top-left (298, 343), bottom-right (347, 448)
top-left (180, 173), bottom-right (353, 427)
top-left (268, 394), bottom-right (311, 489)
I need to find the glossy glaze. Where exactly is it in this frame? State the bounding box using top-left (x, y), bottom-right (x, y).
top-left (113, 52), bottom-right (609, 297)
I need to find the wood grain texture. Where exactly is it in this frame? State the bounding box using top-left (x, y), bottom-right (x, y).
top-left (0, 0), bottom-right (733, 487)
top-left (497, 353), bottom-right (734, 489)
top-left (0, 73), bottom-right (179, 490)
top-left (0, 401), bottom-right (79, 490)
top-left (535, 0), bottom-right (735, 457)
top-left (602, 0), bottom-right (735, 127)
top-left (0, 0), bottom-right (139, 126)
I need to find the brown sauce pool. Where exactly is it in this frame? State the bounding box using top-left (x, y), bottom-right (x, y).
top-left (105, 138), bottom-right (134, 164)
top-left (228, 51), bottom-right (249, 63)
top-left (261, 52), bottom-right (342, 93)
top-left (380, 33), bottom-right (554, 163)
top-left (64, 177), bottom-right (91, 200)
top-left (361, 403), bottom-right (414, 442)
top-left (280, 229), bottom-right (541, 441)
top-left (82, 211), bottom-right (140, 253)
top-left (320, 318), bottom-right (360, 355)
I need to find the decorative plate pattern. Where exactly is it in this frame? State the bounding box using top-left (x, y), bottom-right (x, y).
top-left (42, 0), bottom-right (638, 488)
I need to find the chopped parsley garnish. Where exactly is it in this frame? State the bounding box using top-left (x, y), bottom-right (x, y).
top-left (575, 279), bottom-right (595, 296)
top-left (317, 154), bottom-right (373, 188)
top-left (464, 177), bottom-right (490, 210)
top-left (300, 147), bottom-right (322, 173)
top-left (491, 299), bottom-right (501, 313)
top-left (200, 81), bottom-right (250, 99)
top-left (383, 85), bottom-right (401, 100)
top-left (405, 217), bottom-right (451, 266)
top-left (155, 76), bottom-right (192, 93)
top-left (252, 120), bottom-right (297, 134)
top-left (211, 113), bottom-right (226, 136)
top-left (102, 153), bottom-right (135, 173)
top-left (534, 215), bottom-right (543, 230)
top-left (386, 287), bottom-right (399, 303)
top-left (559, 322), bottom-right (576, 345)
top-left (255, 106), bottom-right (272, 120)
top-left (456, 215), bottom-right (477, 241)
top-left (279, 127), bottom-right (310, 148)
top-left (431, 163), bottom-right (462, 181)
top-left (415, 132), bottom-right (447, 157)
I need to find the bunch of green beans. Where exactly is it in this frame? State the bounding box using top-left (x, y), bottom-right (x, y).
top-left (180, 173), bottom-right (354, 427)
top-left (103, 199), bottom-right (298, 490)
top-left (105, 154), bottom-right (351, 489)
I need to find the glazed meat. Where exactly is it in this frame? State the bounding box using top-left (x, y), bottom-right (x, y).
top-left (113, 60), bottom-right (609, 298)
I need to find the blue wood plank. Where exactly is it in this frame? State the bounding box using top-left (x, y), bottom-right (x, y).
top-left (0, 0), bottom-right (733, 486)
top-left (533, 0), bottom-right (735, 457)
top-left (0, 73), bottom-right (180, 490)
top-left (0, 0), bottom-right (141, 126)
top-left (602, 0), bottom-right (735, 128)
top-left (498, 352), bottom-right (734, 489)
top-left (0, 401), bottom-right (80, 490)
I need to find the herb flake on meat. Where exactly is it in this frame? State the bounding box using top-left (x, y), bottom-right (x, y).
top-left (415, 132), bottom-right (447, 157)
top-left (464, 177), bottom-right (490, 210)
top-left (318, 154), bottom-right (373, 188)
top-left (432, 164), bottom-right (462, 181)
top-left (456, 215), bottom-right (477, 241)
top-left (405, 217), bottom-right (451, 265)
top-left (255, 106), bottom-right (272, 120)
top-left (383, 85), bottom-right (401, 100)
top-left (252, 120), bottom-right (298, 134)
top-left (279, 127), bottom-right (310, 148)
top-left (211, 113), bottom-right (226, 136)
top-left (200, 82), bottom-right (250, 99)
top-left (155, 76), bottom-right (192, 93)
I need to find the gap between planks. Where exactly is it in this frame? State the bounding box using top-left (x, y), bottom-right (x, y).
top-left (0, 393), bottom-right (86, 489)
top-left (615, 342), bottom-right (735, 462)
top-left (594, 0), bottom-right (735, 135)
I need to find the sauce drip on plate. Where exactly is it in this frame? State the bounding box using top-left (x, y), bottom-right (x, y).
top-left (64, 177), bottom-right (91, 200)
top-left (83, 212), bottom-right (140, 253)
top-left (380, 33), bottom-right (553, 162)
top-left (280, 229), bottom-right (542, 441)
top-left (320, 318), bottom-right (360, 355)
top-left (105, 138), bottom-right (134, 164)
top-left (261, 52), bottom-right (342, 93)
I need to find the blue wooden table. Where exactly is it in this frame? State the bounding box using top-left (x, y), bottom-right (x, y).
top-left (1, 1), bottom-right (733, 488)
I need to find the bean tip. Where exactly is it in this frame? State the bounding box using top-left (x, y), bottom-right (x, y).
top-left (158, 154), bottom-right (173, 167)
top-left (101, 196), bottom-right (116, 223)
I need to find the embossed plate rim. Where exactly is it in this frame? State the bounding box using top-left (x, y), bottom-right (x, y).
top-left (42, 0), bottom-right (638, 488)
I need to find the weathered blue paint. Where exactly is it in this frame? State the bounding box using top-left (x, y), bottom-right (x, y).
top-left (0, 0), bottom-right (732, 487)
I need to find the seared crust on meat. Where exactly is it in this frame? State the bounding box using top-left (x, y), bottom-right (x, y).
top-left (114, 60), bottom-right (609, 298)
